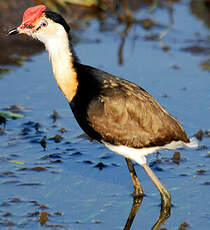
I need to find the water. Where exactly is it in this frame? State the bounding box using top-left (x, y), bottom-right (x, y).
top-left (0, 1), bottom-right (209, 229)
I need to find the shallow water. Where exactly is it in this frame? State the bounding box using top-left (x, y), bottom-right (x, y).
top-left (0, 1), bottom-right (210, 229)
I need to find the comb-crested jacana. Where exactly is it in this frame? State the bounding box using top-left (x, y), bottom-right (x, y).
top-left (8, 5), bottom-right (195, 209)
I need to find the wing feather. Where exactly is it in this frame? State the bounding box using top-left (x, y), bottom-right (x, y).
top-left (72, 63), bottom-right (189, 148)
top-left (87, 79), bottom-right (188, 148)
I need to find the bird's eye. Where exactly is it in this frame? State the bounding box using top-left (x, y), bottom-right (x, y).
top-left (41, 21), bottom-right (48, 27)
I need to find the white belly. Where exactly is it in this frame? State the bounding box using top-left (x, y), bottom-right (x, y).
top-left (103, 137), bottom-right (197, 165)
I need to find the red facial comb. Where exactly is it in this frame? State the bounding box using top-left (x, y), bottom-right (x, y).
top-left (21, 5), bottom-right (47, 27)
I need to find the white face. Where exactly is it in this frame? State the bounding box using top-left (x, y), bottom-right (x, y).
top-left (30, 18), bottom-right (69, 52)
top-left (16, 16), bottom-right (64, 43)
top-left (30, 17), bottom-right (54, 42)
top-left (10, 13), bottom-right (70, 62)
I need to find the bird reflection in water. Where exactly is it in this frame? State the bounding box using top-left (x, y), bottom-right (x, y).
top-left (123, 196), bottom-right (170, 230)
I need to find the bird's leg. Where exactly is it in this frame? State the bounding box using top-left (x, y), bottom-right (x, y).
top-left (141, 163), bottom-right (171, 209)
top-left (125, 158), bottom-right (144, 198)
top-left (123, 196), bottom-right (143, 230)
top-left (151, 203), bottom-right (171, 230)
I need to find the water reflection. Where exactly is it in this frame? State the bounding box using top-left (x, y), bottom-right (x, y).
top-left (124, 197), bottom-right (143, 230)
top-left (123, 196), bottom-right (170, 230)
top-left (189, 0), bottom-right (210, 71)
top-left (97, 0), bottom-right (175, 65)
top-left (190, 0), bottom-right (210, 29)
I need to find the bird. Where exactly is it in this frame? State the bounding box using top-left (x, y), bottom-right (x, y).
top-left (8, 5), bottom-right (195, 209)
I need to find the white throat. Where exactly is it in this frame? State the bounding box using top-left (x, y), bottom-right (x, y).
top-left (37, 24), bottom-right (78, 102)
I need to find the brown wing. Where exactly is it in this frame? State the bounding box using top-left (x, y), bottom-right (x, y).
top-left (87, 79), bottom-right (189, 148)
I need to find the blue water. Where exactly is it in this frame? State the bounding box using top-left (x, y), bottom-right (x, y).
top-left (0, 1), bottom-right (209, 229)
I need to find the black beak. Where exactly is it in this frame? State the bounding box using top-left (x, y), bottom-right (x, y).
top-left (8, 28), bottom-right (19, 35)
